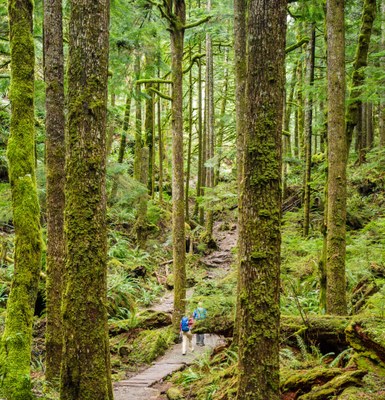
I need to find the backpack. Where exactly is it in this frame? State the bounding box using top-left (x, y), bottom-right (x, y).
top-left (181, 316), bottom-right (190, 332)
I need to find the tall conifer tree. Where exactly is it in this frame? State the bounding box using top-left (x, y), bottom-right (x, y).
top-left (0, 0), bottom-right (42, 398)
top-left (236, 0), bottom-right (286, 398)
top-left (60, 0), bottom-right (113, 398)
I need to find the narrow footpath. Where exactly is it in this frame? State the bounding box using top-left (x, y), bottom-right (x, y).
top-left (113, 222), bottom-right (237, 399)
top-left (113, 334), bottom-right (222, 400)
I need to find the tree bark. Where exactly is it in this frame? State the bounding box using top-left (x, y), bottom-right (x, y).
top-left (43, 0), bottom-right (66, 384)
top-left (326, 0), bottom-right (348, 315)
top-left (160, 0), bottom-right (187, 331)
top-left (60, 0), bottom-right (112, 398)
top-left (233, 0), bottom-right (246, 347)
top-left (204, 0), bottom-right (214, 242)
top-left (345, 0), bottom-right (376, 151)
top-left (303, 24), bottom-right (316, 237)
top-left (215, 49), bottom-right (229, 186)
top-left (185, 48), bottom-right (193, 222)
top-left (236, 0), bottom-right (286, 398)
top-left (1, 1), bottom-right (43, 398)
top-left (134, 52), bottom-right (142, 181)
top-left (145, 83), bottom-right (154, 195)
top-left (136, 147), bottom-right (149, 248)
top-left (118, 84), bottom-right (133, 164)
top-left (366, 102), bottom-right (374, 150)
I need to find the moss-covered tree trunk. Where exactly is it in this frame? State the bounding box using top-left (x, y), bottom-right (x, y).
top-left (157, 79), bottom-right (164, 203)
top-left (1, 1), bottom-right (42, 398)
top-left (60, 0), bottom-right (112, 398)
top-left (214, 49), bottom-right (229, 186)
top-left (185, 49), bottom-right (193, 222)
top-left (168, 0), bottom-right (187, 331)
top-left (136, 147), bottom-right (149, 248)
top-left (236, 0), bottom-right (286, 398)
top-left (366, 102), bottom-right (374, 149)
top-left (118, 84), bottom-right (133, 164)
top-left (194, 1), bottom-right (204, 223)
top-left (145, 84), bottom-right (154, 195)
top-left (296, 57), bottom-right (305, 159)
top-left (326, 0), bottom-right (348, 315)
top-left (204, 0), bottom-right (214, 243)
top-left (43, 0), bottom-right (65, 384)
top-left (345, 0), bottom-right (376, 151)
top-left (380, 0), bottom-right (385, 147)
top-left (282, 64), bottom-right (297, 197)
top-left (134, 52), bottom-right (142, 181)
top-left (233, 0), bottom-right (246, 346)
top-left (303, 24), bottom-right (316, 237)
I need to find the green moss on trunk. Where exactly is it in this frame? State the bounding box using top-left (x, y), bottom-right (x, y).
top-left (59, 0), bottom-right (112, 398)
top-left (326, 0), bottom-right (348, 315)
top-left (235, 1), bottom-right (286, 399)
top-left (0, 0), bottom-right (42, 398)
top-left (44, 0), bottom-right (66, 383)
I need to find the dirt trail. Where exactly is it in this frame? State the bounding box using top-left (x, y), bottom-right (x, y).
top-left (113, 334), bottom-right (222, 400)
top-left (114, 222), bottom-right (236, 399)
top-left (202, 222), bottom-right (237, 278)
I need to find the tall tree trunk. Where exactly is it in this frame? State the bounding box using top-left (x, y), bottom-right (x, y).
top-left (380, 0), bottom-right (385, 147)
top-left (136, 147), bottom-right (149, 248)
top-left (282, 63), bottom-right (297, 196)
top-left (303, 24), bottom-right (316, 237)
top-left (134, 52), bottom-right (142, 181)
top-left (195, 2), bottom-right (204, 222)
top-left (60, 0), bottom-right (112, 398)
top-left (233, 0), bottom-right (247, 346)
top-left (236, 0), bottom-right (286, 398)
top-left (366, 102), bottom-right (374, 150)
top-left (345, 0), bottom-right (376, 151)
top-left (214, 49), bottom-right (229, 186)
top-left (158, 81), bottom-right (164, 203)
top-left (169, 0), bottom-right (187, 331)
top-left (118, 84), bottom-right (133, 164)
top-left (1, 1), bottom-right (42, 397)
top-left (326, 0), bottom-right (348, 315)
top-left (44, 0), bottom-right (65, 384)
top-left (185, 49), bottom-right (193, 222)
top-left (296, 59), bottom-right (305, 159)
top-left (204, 0), bottom-right (214, 243)
top-left (145, 84), bottom-right (154, 194)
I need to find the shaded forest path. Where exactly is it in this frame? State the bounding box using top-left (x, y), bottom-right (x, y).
top-left (202, 221), bottom-right (237, 278)
top-left (113, 222), bottom-right (236, 399)
top-left (113, 334), bottom-right (222, 400)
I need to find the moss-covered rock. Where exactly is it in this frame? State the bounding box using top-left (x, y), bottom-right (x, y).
top-left (167, 387), bottom-right (184, 400)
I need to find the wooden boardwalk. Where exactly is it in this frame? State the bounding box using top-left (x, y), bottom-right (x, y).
top-left (113, 334), bottom-right (221, 400)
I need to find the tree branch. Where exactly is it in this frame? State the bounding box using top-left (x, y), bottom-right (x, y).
top-left (183, 53), bottom-right (205, 74)
top-left (184, 15), bottom-right (211, 30)
top-left (136, 78), bottom-right (173, 85)
top-left (149, 87), bottom-right (172, 101)
top-left (285, 37), bottom-right (310, 53)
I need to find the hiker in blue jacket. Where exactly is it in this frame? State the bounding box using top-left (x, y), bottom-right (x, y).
top-left (180, 314), bottom-right (194, 355)
top-left (193, 302), bottom-right (207, 346)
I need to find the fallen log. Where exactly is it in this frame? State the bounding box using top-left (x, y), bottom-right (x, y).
top-left (194, 314), bottom-right (350, 351)
top-left (109, 310), bottom-right (172, 336)
top-left (346, 317), bottom-right (385, 364)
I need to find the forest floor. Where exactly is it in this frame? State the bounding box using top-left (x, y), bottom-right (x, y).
top-left (113, 221), bottom-right (237, 399)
